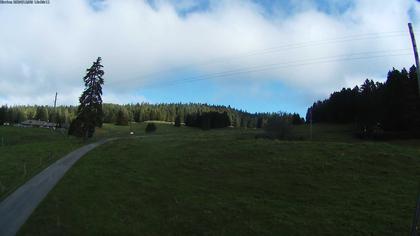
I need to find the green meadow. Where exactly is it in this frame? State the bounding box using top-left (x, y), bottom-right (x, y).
top-left (0, 127), bottom-right (83, 200)
top-left (1, 123), bottom-right (416, 235)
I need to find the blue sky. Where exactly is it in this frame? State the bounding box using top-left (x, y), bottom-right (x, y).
top-left (1, 0), bottom-right (419, 117)
top-left (143, 0), bottom-right (355, 17)
top-left (139, 75), bottom-right (309, 115)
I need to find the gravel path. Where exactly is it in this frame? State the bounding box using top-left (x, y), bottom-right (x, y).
top-left (0, 138), bottom-right (118, 236)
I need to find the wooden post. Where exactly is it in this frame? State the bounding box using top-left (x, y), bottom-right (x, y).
top-left (23, 162), bottom-right (26, 177)
top-left (310, 109), bottom-right (313, 141)
top-left (412, 192), bottom-right (420, 236)
top-left (408, 23), bottom-right (420, 93)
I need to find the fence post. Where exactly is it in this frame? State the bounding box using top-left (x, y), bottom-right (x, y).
top-left (23, 162), bottom-right (27, 177)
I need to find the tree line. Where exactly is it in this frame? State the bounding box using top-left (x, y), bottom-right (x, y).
top-left (184, 111), bottom-right (231, 130)
top-left (306, 65), bottom-right (420, 137)
top-left (0, 102), bottom-right (304, 129)
top-left (102, 103), bottom-right (304, 129)
top-left (0, 105), bottom-right (75, 125)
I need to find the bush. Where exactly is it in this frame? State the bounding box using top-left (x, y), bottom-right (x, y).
top-left (174, 115), bottom-right (181, 127)
top-left (145, 123), bottom-right (157, 133)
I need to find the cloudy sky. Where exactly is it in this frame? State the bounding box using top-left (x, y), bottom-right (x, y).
top-left (1, 0), bottom-right (419, 115)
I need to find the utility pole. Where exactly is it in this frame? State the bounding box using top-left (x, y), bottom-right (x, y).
top-left (408, 23), bottom-right (420, 93)
top-left (413, 191), bottom-right (420, 236)
top-left (53, 92), bottom-right (58, 109)
top-left (408, 22), bottom-right (420, 236)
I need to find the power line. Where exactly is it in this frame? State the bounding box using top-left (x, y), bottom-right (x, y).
top-left (231, 32), bottom-right (406, 56)
top-left (155, 53), bottom-right (410, 88)
top-left (116, 30), bottom-right (410, 84)
top-left (172, 48), bottom-right (411, 82)
top-left (140, 49), bottom-right (411, 89)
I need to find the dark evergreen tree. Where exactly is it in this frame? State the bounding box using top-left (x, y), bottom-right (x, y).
top-left (306, 65), bottom-right (420, 138)
top-left (0, 106), bottom-right (8, 124)
top-left (256, 117), bottom-right (264, 128)
top-left (69, 57), bottom-right (104, 138)
top-left (35, 106), bottom-right (49, 121)
top-left (292, 113), bottom-right (304, 125)
top-left (184, 111), bottom-right (231, 130)
top-left (16, 109), bottom-right (27, 123)
top-left (115, 108), bottom-right (129, 126)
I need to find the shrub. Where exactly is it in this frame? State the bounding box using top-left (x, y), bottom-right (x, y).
top-left (174, 115), bottom-right (181, 127)
top-left (145, 123), bottom-right (157, 133)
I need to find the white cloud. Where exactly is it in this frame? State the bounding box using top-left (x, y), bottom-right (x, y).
top-left (0, 0), bottom-right (418, 107)
top-left (102, 92), bottom-right (148, 104)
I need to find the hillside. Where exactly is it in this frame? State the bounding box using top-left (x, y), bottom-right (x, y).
top-left (16, 123), bottom-right (420, 235)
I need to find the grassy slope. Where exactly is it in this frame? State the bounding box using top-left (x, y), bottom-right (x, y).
top-left (0, 122), bottom-right (185, 200)
top-left (19, 123), bottom-right (420, 235)
top-left (0, 127), bottom-right (84, 200)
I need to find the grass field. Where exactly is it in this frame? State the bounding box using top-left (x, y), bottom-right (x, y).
top-left (12, 123), bottom-right (420, 235)
top-left (0, 122), bottom-right (148, 200)
top-left (0, 127), bottom-right (84, 200)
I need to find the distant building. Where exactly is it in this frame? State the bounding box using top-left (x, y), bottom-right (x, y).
top-left (19, 120), bottom-right (57, 129)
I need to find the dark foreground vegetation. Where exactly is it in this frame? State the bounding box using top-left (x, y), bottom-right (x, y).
top-left (307, 65), bottom-right (420, 138)
top-left (14, 123), bottom-right (420, 235)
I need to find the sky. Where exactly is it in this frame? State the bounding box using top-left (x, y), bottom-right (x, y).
top-left (0, 0), bottom-right (420, 116)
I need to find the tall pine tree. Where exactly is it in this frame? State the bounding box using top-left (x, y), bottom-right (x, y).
top-left (69, 57), bottom-right (104, 138)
